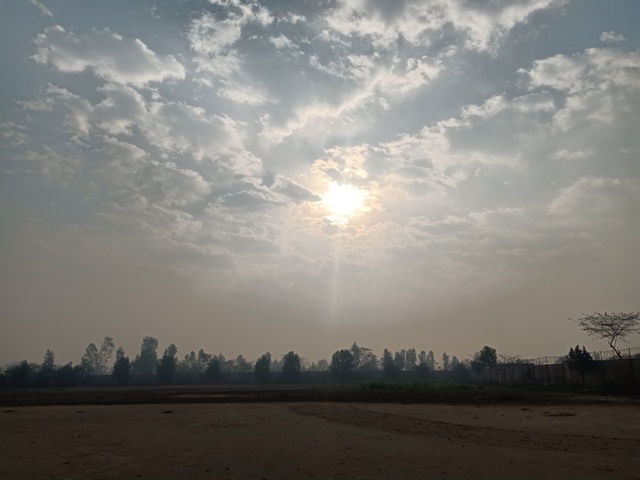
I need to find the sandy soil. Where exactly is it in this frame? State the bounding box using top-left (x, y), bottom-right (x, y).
top-left (2, 402), bottom-right (639, 479)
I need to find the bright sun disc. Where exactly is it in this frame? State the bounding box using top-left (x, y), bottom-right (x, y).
top-left (322, 182), bottom-right (367, 221)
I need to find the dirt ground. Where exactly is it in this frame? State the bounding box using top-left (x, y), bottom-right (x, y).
top-left (2, 401), bottom-right (640, 480)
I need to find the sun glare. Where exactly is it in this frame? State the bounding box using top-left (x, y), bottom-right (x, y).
top-left (322, 182), bottom-right (367, 222)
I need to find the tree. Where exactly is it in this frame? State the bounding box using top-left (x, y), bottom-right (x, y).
top-left (381, 348), bottom-right (400, 380)
top-left (132, 336), bottom-right (159, 374)
top-left (282, 351), bottom-right (302, 383)
top-left (566, 345), bottom-right (594, 386)
top-left (476, 346), bottom-right (498, 368)
top-left (42, 349), bottom-right (55, 374)
top-left (112, 347), bottom-right (130, 386)
top-left (330, 349), bottom-right (355, 381)
top-left (35, 349), bottom-right (56, 387)
top-left (316, 359), bottom-right (329, 371)
top-left (254, 352), bottom-right (272, 384)
top-left (205, 357), bottom-right (222, 383)
top-left (156, 344), bottom-right (177, 385)
top-left (54, 363), bottom-right (85, 388)
top-left (393, 350), bottom-right (406, 371)
top-left (81, 343), bottom-right (100, 375)
top-left (405, 348), bottom-right (417, 371)
top-left (97, 336), bottom-right (115, 374)
top-left (350, 342), bottom-right (378, 371)
top-left (441, 353), bottom-right (450, 371)
top-left (571, 312), bottom-right (640, 359)
top-left (418, 350), bottom-right (437, 370)
top-left (6, 361), bottom-right (34, 389)
top-left (179, 350), bottom-right (199, 374)
top-left (234, 355), bottom-right (252, 373)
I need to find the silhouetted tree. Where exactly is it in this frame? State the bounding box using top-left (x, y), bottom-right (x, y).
top-left (476, 346), bottom-right (498, 368)
top-left (254, 352), bottom-right (271, 384)
top-left (441, 352), bottom-right (450, 371)
top-left (450, 356), bottom-right (460, 369)
top-left (330, 349), bottom-right (355, 381)
top-left (6, 361), bottom-right (33, 389)
top-left (316, 359), bottom-right (329, 371)
top-left (405, 348), bottom-right (417, 371)
top-left (81, 343), bottom-right (99, 375)
top-left (415, 362), bottom-right (430, 379)
top-left (570, 312), bottom-right (640, 359)
top-left (282, 351), bottom-right (302, 383)
top-left (566, 345), bottom-right (594, 386)
top-left (205, 357), bottom-right (222, 383)
top-left (132, 336), bottom-right (159, 374)
top-left (234, 355), bottom-right (252, 373)
top-left (112, 347), bottom-right (130, 386)
top-left (382, 348), bottom-right (400, 380)
top-left (453, 360), bottom-right (470, 379)
top-left (97, 336), bottom-right (115, 374)
top-left (34, 349), bottom-right (56, 387)
top-left (157, 345), bottom-right (177, 385)
top-left (350, 342), bottom-right (378, 371)
top-left (393, 350), bottom-right (406, 371)
top-left (54, 363), bottom-right (85, 387)
top-left (179, 350), bottom-right (199, 374)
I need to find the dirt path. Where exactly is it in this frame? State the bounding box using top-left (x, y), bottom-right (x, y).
top-left (2, 402), bottom-right (639, 479)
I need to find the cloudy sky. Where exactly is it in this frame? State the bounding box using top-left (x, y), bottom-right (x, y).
top-left (1, 0), bottom-right (639, 366)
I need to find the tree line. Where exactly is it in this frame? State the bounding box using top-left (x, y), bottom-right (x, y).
top-left (0, 337), bottom-right (500, 389)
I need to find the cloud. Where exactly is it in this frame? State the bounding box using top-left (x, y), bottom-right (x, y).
top-left (547, 176), bottom-right (639, 219)
top-left (600, 31), bottom-right (626, 44)
top-left (28, 0), bottom-right (53, 18)
top-left (524, 48), bottom-right (640, 132)
top-left (32, 25), bottom-right (185, 86)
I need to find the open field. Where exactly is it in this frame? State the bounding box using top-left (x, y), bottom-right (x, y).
top-left (1, 386), bottom-right (639, 479)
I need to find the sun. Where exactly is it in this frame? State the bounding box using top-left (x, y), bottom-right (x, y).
top-left (322, 182), bottom-right (367, 222)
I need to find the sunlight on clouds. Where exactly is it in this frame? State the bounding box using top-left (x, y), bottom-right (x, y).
top-left (322, 182), bottom-right (369, 224)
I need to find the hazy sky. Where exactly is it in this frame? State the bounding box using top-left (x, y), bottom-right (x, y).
top-left (1, 0), bottom-right (639, 366)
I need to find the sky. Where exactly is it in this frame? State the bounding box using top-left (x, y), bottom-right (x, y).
top-left (1, 0), bottom-right (639, 366)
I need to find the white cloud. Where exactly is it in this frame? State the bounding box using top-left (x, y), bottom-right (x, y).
top-left (28, 0), bottom-right (53, 18)
top-left (600, 31), bottom-right (626, 44)
top-left (32, 25), bottom-right (185, 86)
top-left (547, 176), bottom-right (639, 219)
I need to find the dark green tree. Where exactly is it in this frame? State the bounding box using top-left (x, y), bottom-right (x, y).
top-left (441, 352), bottom-right (450, 371)
top-left (566, 345), bottom-right (594, 386)
top-left (381, 348), bottom-right (400, 380)
top-left (205, 357), bottom-right (222, 383)
top-left (477, 346), bottom-right (498, 368)
top-left (54, 363), bottom-right (85, 388)
top-left (156, 345), bottom-right (177, 385)
top-left (132, 336), bottom-right (159, 374)
top-left (330, 349), bottom-right (355, 381)
top-left (34, 349), bottom-right (56, 387)
top-left (6, 361), bottom-right (34, 389)
top-left (281, 351), bottom-right (302, 383)
top-left (81, 342), bottom-right (100, 375)
top-left (393, 350), bottom-right (406, 371)
top-left (254, 352), bottom-right (272, 384)
top-left (112, 347), bottom-right (130, 386)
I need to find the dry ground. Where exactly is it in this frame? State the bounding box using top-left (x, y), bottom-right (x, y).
top-left (2, 401), bottom-right (640, 479)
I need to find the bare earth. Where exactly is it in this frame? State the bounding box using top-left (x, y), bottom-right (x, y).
top-left (2, 402), bottom-right (640, 479)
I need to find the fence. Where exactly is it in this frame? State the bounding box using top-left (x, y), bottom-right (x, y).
top-left (523, 346), bottom-right (640, 365)
top-left (472, 354), bottom-right (640, 391)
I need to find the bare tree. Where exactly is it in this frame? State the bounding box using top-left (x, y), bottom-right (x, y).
top-left (571, 312), bottom-right (640, 359)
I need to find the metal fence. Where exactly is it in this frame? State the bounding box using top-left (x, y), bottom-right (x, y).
top-left (522, 346), bottom-right (640, 366)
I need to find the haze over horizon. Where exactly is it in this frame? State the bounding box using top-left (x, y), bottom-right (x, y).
top-left (1, 0), bottom-right (639, 366)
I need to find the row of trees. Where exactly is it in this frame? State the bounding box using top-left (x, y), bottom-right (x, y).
top-left (4, 311), bottom-right (636, 388)
top-left (1, 338), bottom-right (492, 388)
